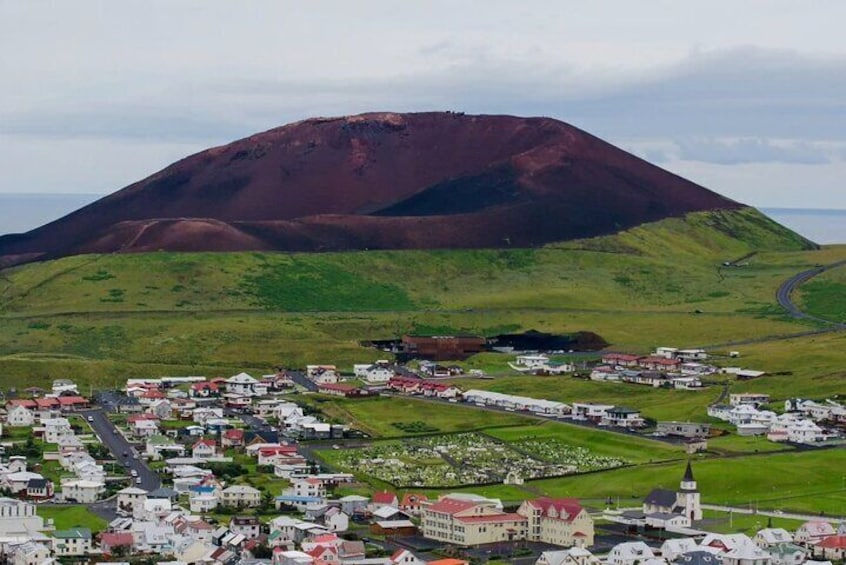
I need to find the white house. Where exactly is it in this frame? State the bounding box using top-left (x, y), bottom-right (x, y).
top-left (608, 542), bottom-right (656, 565)
top-left (60, 479), bottom-right (105, 503)
top-left (722, 545), bottom-right (773, 565)
top-left (11, 541), bottom-right (51, 565)
top-left (191, 439), bottom-right (219, 459)
top-left (42, 418), bottom-right (72, 443)
top-left (190, 492), bottom-right (220, 513)
top-left (795, 522), bottom-right (836, 545)
top-left (7, 405), bottom-right (34, 427)
top-left (51, 527), bottom-right (93, 556)
top-left (226, 373), bottom-right (267, 397)
top-left (221, 485), bottom-right (262, 508)
top-left (117, 487), bottom-right (147, 514)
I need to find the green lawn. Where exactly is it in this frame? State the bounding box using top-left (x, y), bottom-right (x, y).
top-left (37, 505), bottom-right (108, 532)
top-left (297, 395), bottom-right (534, 438)
top-left (484, 423), bottom-right (680, 464)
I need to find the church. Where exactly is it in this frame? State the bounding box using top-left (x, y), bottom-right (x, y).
top-left (641, 461), bottom-right (703, 526)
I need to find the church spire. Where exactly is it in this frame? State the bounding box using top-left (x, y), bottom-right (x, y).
top-left (683, 460), bottom-right (695, 482)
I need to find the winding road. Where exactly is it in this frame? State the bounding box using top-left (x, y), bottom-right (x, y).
top-left (775, 258), bottom-right (846, 328)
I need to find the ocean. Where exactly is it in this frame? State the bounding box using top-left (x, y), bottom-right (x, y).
top-left (0, 194), bottom-right (845, 244)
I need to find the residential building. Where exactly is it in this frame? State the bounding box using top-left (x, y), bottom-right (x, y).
top-left (518, 498), bottom-right (594, 547)
top-left (656, 422), bottom-right (711, 439)
top-left (722, 545), bottom-right (773, 565)
top-left (608, 542), bottom-right (656, 565)
top-left (230, 516), bottom-right (262, 539)
top-left (51, 527), bottom-right (93, 556)
top-left (59, 479), bottom-right (105, 503)
top-left (221, 485), bottom-right (262, 508)
top-left (7, 405), bottom-right (35, 427)
top-left (795, 522), bottom-right (836, 545)
top-left (116, 486), bottom-right (147, 514)
top-left (0, 498), bottom-right (45, 536)
top-left (422, 495), bottom-right (527, 546)
top-left (756, 529), bottom-right (795, 548)
top-left (601, 407), bottom-right (645, 428)
top-left (11, 541), bottom-right (51, 565)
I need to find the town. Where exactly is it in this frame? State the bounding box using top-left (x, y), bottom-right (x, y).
top-left (0, 342), bottom-right (844, 565)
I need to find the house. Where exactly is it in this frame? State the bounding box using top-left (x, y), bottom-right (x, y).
top-left (814, 536), bottom-right (846, 561)
top-left (722, 545), bottom-right (773, 565)
top-left (0, 497), bottom-right (46, 536)
top-left (731, 393), bottom-right (771, 407)
top-left (192, 438), bottom-right (219, 459)
top-left (338, 494), bottom-right (369, 516)
top-left (601, 407), bottom-right (645, 429)
top-left (132, 520), bottom-right (176, 553)
top-left (400, 493), bottom-right (429, 515)
top-left (536, 549), bottom-right (601, 565)
top-left (602, 353), bottom-right (643, 368)
top-left (370, 490), bottom-right (399, 511)
top-left (51, 527), bottom-right (93, 556)
top-left (422, 495), bottom-right (527, 546)
top-left (227, 373), bottom-right (268, 397)
top-left (59, 478), bottom-right (105, 503)
top-left (656, 422), bottom-right (711, 439)
top-left (608, 542), bottom-right (656, 565)
top-left (10, 541), bottom-right (51, 565)
top-left (190, 381), bottom-right (220, 398)
top-left (323, 507), bottom-right (349, 532)
top-left (6, 405), bottom-right (35, 427)
top-left (230, 516), bottom-right (262, 539)
top-left (25, 478), bottom-right (53, 500)
top-left (190, 487), bottom-right (220, 512)
top-left (756, 529), bottom-right (795, 548)
top-left (390, 549), bottom-right (426, 565)
top-left (518, 497), bottom-right (595, 547)
top-left (673, 550), bottom-right (722, 565)
top-left (221, 485), bottom-right (262, 508)
top-left (117, 486), bottom-right (147, 514)
top-left (148, 399), bottom-right (174, 420)
top-left (316, 383), bottom-right (367, 398)
top-left (660, 538), bottom-right (701, 561)
top-left (795, 522), bottom-right (836, 545)
top-left (100, 531), bottom-right (135, 555)
top-left (222, 428), bottom-right (245, 448)
top-left (288, 478), bottom-right (327, 500)
top-left (132, 418), bottom-right (160, 438)
top-left (41, 417), bottom-right (72, 443)
top-left (571, 403), bottom-right (614, 423)
top-left (767, 543), bottom-right (809, 565)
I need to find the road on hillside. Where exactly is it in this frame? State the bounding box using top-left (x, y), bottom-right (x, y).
top-left (775, 258), bottom-right (846, 327)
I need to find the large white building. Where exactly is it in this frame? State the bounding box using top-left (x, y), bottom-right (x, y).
top-left (517, 498), bottom-right (594, 547)
top-left (0, 498), bottom-right (46, 536)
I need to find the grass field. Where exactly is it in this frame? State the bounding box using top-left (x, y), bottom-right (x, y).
top-left (297, 395), bottom-right (535, 437)
top-left (37, 505), bottom-right (108, 532)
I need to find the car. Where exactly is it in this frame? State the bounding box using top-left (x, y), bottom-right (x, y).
top-left (135, 477), bottom-right (142, 485)
top-left (122, 451), bottom-right (128, 457)
top-left (131, 470), bottom-right (138, 477)
top-left (87, 416), bottom-right (94, 422)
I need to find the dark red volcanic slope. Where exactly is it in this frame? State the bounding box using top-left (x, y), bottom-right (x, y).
top-left (0, 112), bottom-right (741, 265)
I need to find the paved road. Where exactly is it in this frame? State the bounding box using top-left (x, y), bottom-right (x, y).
top-left (776, 259), bottom-right (846, 327)
top-left (80, 408), bottom-right (161, 491)
top-left (287, 370), bottom-right (318, 392)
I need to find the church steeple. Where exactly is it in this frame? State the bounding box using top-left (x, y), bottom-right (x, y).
top-left (683, 460), bottom-right (695, 483)
top-left (677, 460), bottom-right (702, 521)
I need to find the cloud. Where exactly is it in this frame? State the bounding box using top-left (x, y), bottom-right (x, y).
top-left (673, 138), bottom-right (832, 165)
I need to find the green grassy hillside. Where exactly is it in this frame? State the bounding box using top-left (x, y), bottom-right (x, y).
top-left (0, 206), bottom-right (834, 387)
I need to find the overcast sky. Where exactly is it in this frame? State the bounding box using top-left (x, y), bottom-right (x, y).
top-left (2, 1), bottom-right (846, 208)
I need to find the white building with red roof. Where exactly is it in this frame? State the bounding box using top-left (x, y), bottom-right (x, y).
top-left (814, 535), bottom-right (846, 561)
top-left (518, 497), bottom-right (594, 547)
top-left (422, 495), bottom-right (527, 546)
